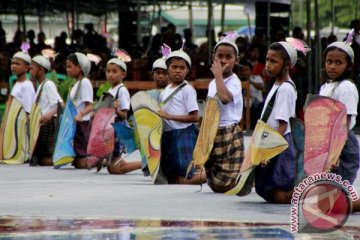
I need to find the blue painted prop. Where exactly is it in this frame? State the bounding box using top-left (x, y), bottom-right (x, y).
top-left (290, 117), bottom-right (305, 184)
top-left (53, 99), bottom-right (77, 168)
top-left (112, 123), bottom-right (138, 155)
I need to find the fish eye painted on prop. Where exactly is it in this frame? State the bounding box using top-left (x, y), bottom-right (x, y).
top-left (261, 131), bottom-right (269, 140)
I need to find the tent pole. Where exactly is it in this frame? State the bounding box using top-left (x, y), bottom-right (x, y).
top-left (314, 0), bottom-right (321, 92)
top-left (220, 0), bottom-right (225, 34)
top-left (306, 0), bottom-right (312, 93)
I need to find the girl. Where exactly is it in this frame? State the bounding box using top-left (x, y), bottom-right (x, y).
top-left (30, 55), bottom-right (63, 166)
top-left (66, 52), bottom-right (93, 169)
top-left (205, 35), bottom-right (244, 193)
top-left (254, 41), bottom-right (298, 203)
top-left (319, 41), bottom-right (359, 211)
top-left (159, 50), bottom-right (205, 184)
top-left (105, 58), bottom-right (142, 174)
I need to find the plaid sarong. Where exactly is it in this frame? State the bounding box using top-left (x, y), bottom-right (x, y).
top-left (205, 124), bottom-right (244, 192)
top-left (161, 124), bottom-right (199, 183)
top-left (33, 117), bottom-right (57, 158)
top-left (74, 120), bottom-right (92, 157)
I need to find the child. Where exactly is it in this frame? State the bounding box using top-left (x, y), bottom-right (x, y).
top-left (205, 35), bottom-right (244, 193)
top-left (147, 58), bottom-right (169, 101)
top-left (254, 41), bottom-right (298, 203)
top-left (10, 51), bottom-right (35, 114)
top-left (159, 50), bottom-right (204, 184)
top-left (30, 55), bottom-right (63, 166)
top-left (319, 42), bottom-right (359, 192)
top-left (104, 58), bottom-right (142, 174)
top-left (66, 52), bottom-right (93, 169)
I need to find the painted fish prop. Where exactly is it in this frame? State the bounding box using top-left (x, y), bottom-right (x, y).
top-left (87, 108), bottom-right (115, 158)
top-left (130, 91), bottom-right (160, 113)
top-left (186, 97), bottom-right (220, 178)
top-left (226, 120), bottom-right (288, 196)
top-left (28, 102), bottom-right (42, 159)
top-left (304, 95), bottom-right (347, 175)
top-left (289, 117), bottom-right (305, 184)
top-left (0, 98), bottom-right (29, 164)
top-left (53, 99), bottom-right (77, 168)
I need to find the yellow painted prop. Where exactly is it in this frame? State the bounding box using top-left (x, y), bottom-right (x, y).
top-left (0, 98), bottom-right (29, 164)
top-left (185, 97), bottom-right (220, 179)
top-left (133, 108), bottom-right (163, 183)
top-left (29, 102), bottom-right (42, 158)
top-left (226, 120), bottom-right (288, 196)
top-left (131, 91), bottom-right (160, 113)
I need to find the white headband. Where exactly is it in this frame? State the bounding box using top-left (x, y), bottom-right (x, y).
top-left (278, 41), bottom-right (297, 67)
top-left (166, 50), bottom-right (191, 68)
top-left (13, 51), bottom-right (31, 64)
top-left (107, 58), bottom-right (127, 72)
top-left (214, 40), bottom-right (239, 55)
top-left (152, 58), bottom-right (167, 70)
top-left (32, 56), bottom-right (51, 71)
top-left (327, 41), bottom-right (355, 63)
top-left (74, 52), bottom-right (91, 76)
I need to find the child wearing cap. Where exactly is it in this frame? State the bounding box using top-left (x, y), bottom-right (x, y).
top-left (30, 55), bottom-right (63, 166)
top-left (320, 41), bottom-right (359, 185)
top-left (104, 58), bottom-right (140, 174)
top-left (254, 41), bottom-right (298, 203)
top-left (66, 52), bottom-right (94, 169)
top-left (159, 50), bottom-right (205, 184)
top-left (205, 34), bottom-right (244, 193)
top-left (147, 58), bottom-right (169, 101)
top-left (10, 51), bottom-right (36, 114)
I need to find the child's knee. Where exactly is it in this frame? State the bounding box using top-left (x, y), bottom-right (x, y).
top-left (273, 190), bottom-right (293, 204)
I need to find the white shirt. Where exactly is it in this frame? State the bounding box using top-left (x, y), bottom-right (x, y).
top-left (260, 78), bottom-right (297, 135)
top-left (108, 83), bottom-right (130, 111)
top-left (319, 80), bottom-right (359, 129)
top-left (11, 79), bottom-right (35, 113)
top-left (69, 77), bottom-right (93, 121)
top-left (207, 73), bottom-right (243, 127)
top-left (160, 82), bottom-right (199, 131)
top-left (35, 80), bottom-right (63, 115)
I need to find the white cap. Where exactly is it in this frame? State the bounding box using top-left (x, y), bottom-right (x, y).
top-left (278, 41), bottom-right (297, 67)
top-left (32, 56), bottom-right (51, 71)
top-left (152, 58), bottom-right (167, 70)
top-left (214, 40), bottom-right (239, 55)
top-left (107, 58), bottom-right (127, 72)
top-left (13, 51), bottom-right (31, 64)
top-left (74, 52), bottom-right (91, 76)
top-left (166, 50), bottom-right (191, 68)
top-left (327, 41), bottom-right (355, 63)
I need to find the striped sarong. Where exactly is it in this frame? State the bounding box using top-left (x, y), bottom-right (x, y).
top-left (33, 117), bottom-right (57, 158)
top-left (205, 124), bottom-right (244, 192)
top-left (161, 124), bottom-right (199, 184)
top-left (74, 120), bottom-right (92, 158)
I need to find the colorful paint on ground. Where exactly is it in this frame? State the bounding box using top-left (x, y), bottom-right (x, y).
top-left (0, 217), bottom-right (358, 239)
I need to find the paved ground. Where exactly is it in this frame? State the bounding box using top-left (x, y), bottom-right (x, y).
top-left (0, 137), bottom-right (359, 239)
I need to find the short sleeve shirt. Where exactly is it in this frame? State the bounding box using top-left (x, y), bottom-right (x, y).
top-left (11, 79), bottom-right (36, 113)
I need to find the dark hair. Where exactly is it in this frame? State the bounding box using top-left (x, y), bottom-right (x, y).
top-left (322, 46), bottom-right (353, 82)
top-left (67, 53), bottom-right (80, 66)
top-left (239, 59), bottom-right (253, 69)
top-left (268, 42), bottom-right (290, 64)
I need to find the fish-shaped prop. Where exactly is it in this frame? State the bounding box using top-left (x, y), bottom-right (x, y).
top-left (130, 91), bottom-right (161, 113)
top-left (28, 102), bottom-right (42, 159)
top-left (226, 120), bottom-right (288, 196)
top-left (112, 123), bottom-right (139, 155)
top-left (0, 98), bottom-right (29, 164)
top-left (186, 97), bottom-right (220, 178)
top-left (304, 95), bottom-right (348, 175)
top-left (53, 99), bottom-right (77, 168)
top-left (290, 117), bottom-right (305, 184)
top-left (87, 108), bottom-right (115, 158)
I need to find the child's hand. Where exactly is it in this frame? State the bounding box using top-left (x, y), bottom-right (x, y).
top-left (40, 115), bottom-right (50, 125)
top-left (89, 111), bottom-right (95, 119)
top-left (158, 109), bottom-right (171, 120)
top-left (211, 59), bottom-right (228, 78)
top-left (113, 100), bottom-right (119, 110)
top-left (74, 113), bottom-right (83, 122)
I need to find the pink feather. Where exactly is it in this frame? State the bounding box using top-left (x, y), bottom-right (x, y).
top-left (87, 53), bottom-right (101, 65)
top-left (222, 31), bottom-right (238, 42)
top-left (114, 49), bottom-right (131, 62)
top-left (285, 37), bottom-right (311, 56)
top-left (20, 41), bottom-right (30, 53)
top-left (160, 44), bottom-right (171, 58)
top-left (346, 29), bottom-right (355, 45)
